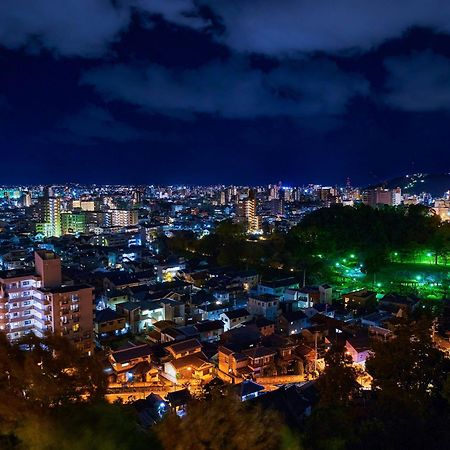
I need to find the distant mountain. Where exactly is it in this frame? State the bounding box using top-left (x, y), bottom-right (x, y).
top-left (369, 173), bottom-right (450, 197)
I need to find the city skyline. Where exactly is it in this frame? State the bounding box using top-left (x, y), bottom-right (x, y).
top-left (2, 1), bottom-right (450, 185)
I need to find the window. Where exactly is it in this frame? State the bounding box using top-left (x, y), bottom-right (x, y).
top-left (22, 281), bottom-right (30, 287)
top-left (24, 310), bottom-right (31, 315)
top-left (72, 324), bottom-right (80, 332)
top-left (24, 320), bottom-right (31, 325)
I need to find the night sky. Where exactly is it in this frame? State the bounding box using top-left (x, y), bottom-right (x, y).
top-left (1, 1), bottom-right (450, 186)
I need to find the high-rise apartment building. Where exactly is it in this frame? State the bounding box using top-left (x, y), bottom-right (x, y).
top-left (237, 189), bottom-right (261, 232)
top-left (22, 191), bottom-right (32, 207)
top-left (61, 212), bottom-right (86, 235)
top-left (110, 209), bottom-right (138, 227)
top-left (270, 198), bottom-right (285, 216)
top-left (36, 195), bottom-right (62, 237)
top-left (362, 188), bottom-right (403, 207)
top-left (0, 251), bottom-right (94, 353)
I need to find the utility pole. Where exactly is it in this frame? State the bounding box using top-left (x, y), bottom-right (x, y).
top-left (314, 332), bottom-right (318, 374)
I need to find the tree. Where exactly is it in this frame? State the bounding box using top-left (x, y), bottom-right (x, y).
top-left (366, 319), bottom-right (447, 409)
top-left (14, 403), bottom-right (160, 450)
top-left (0, 333), bottom-right (157, 450)
top-left (316, 344), bottom-right (359, 407)
top-left (363, 319), bottom-right (450, 450)
top-left (156, 394), bottom-right (295, 450)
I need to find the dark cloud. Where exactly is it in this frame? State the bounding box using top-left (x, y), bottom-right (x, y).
top-left (82, 58), bottom-right (368, 119)
top-left (0, 0), bottom-right (129, 57)
top-left (202, 0), bottom-right (450, 55)
top-left (48, 105), bottom-right (165, 145)
top-left (3, 0), bottom-right (450, 59)
top-left (384, 51), bottom-right (450, 111)
top-left (0, 0), bottom-right (210, 58)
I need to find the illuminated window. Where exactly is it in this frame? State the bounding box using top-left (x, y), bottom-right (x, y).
top-left (72, 324), bottom-right (80, 332)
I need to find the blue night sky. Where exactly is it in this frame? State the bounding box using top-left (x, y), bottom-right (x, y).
top-left (1, 1), bottom-right (450, 186)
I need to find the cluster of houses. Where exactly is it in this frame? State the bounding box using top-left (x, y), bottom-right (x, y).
top-left (95, 262), bottom-right (427, 399)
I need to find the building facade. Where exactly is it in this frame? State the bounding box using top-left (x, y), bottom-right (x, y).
top-left (0, 251), bottom-right (94, 353)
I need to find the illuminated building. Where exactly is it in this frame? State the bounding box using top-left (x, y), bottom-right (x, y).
top-left (0, 251), bottom-right (93, 353)
top-left (0, 189), bottom-right (21, 200)
top-left (156, 262), bottom-right (186, 282)
top-left (110, 209), bottom-right (138, 227)
top-left (61, 212), bottom-right (86, 234)
top-left (270, 198), bottom-right (284, 216)
top-left (132, 189), bottom-right (144, 205)
top-left (362, 187), bottom-right (403, 207)
top-left (433, 200), bottom-right (450, 221)
top-left (72, 199), bottom-right (97, 211)
top-left (237, 189), bottom-right (261, 232)
top-left (220, 190), bottom-right (227, 205)
top-left (22, 191), bottom-right (32, 207)
top-left (36, 195), bottom-right (62, 237)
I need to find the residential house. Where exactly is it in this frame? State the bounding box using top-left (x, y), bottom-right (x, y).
top-left (220, 308), bottom-right (252, 331)
top-left (247, 294), bottom-right (280, 321)
top-left (345, 336), bottom-right (373, 365)
top-left (166, 388), bottom-right (191, 416)
top-left (242, 346), bottom-right (277, 377)
top-left (343, 289), bottom-right (377, 309)
top-left (218, 345), bottom-right (252, 383)
top-left (257, 278), bottom-right (299, 297)
top-left (163, 338), bottom-right (214, 384)
top-left (194, 320), bottom-right (224, 342)
top-left (278, 310), bottom-right (309, 336)
top-left (94, 307), bottom-right (127, 341)
top-left (231, 380), bottom-right (265, 401)
top-left (108, 343), bottom-right (158, 384)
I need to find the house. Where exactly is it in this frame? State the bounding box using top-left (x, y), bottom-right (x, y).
top-left (159, 298), bottom-right (185, 325)
top-left (379, 293), bottom-right (420, 315)
top-left (361, 311), bottom-right (392, 327)
top-left (343, 289), bottom-right (376, 308)
top-left (94, 307), bottom-right (127, 341)
top-left (156, 262), bottom-right (186, 282)
top-left (132, 393), bottom-right (168, 427)
top-left (244, 316), bottom-right (275, 336)
top-left (217, 346), bottom-right (252, 383)
top-left (257, 278), bottom-right (299, 297)
top-left (166, 388), bottom-right (191, 416)
top-left (220, 308), bottom-right (252, 331)
top-left (194, 320), bottom-right (224, 342)
top-left (345, 336), bottom-right (373, 365)
top-left (309, 303), bottom-right (336, 317)
top-left (103, 272), bottom-right (141, 291)
top-left (278, 310), bottom-right (309, 335)
top-left (242, 346), bottom-right (277, 377)
top-left (247, 294), bottom-right (280, 321)
top-left (163, 353), bottom-right (214, 384)
top-left (166, 338), bottom-right (203, 359)
top-left (233, 270), bottom-right (260, 291)
top-left (163, 338), bottom-right (215, 383)
top-left (108, 343), bottom-right (158, 383)
top-left (161, 326), bottom-right (197, 343)
top-left (116, 300), bottom-right (165, 334)
top-left (231, 380), bottom-right (265, 401)
top-left (250, 382), bottom-right (319, 428)
top-left (287, 284), bottom-right (332, 307)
